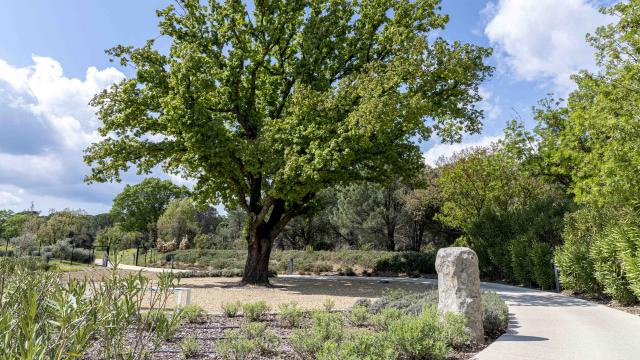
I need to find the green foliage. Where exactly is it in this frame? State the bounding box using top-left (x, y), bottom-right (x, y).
top-left (509, 235), bottom-right (534, 287)
top-left (386, 305), bottom-right (460, 360)
top-left (242, 301), bottom-right (271, 322)
top-left (95, 225), bottom-right (142, 250)
top-left (370, 307), bottom-right (407, 331)
top-left (182, 304), bottom-right (207, 324)
top-left (592, 221), bottom-right (639, 305)
top-left (221, 301), bottom-right (242, 318)
top-left (180, 336), bottom-right (200, 358)
top-left (346, 305), bottom-right (369, 327)
top-left (482, 292), bottom-right (509, 338)
top-left (530, 242), bottom-right (555, 290)
top-left (0, 257), bottom-right (180, 359)
top-left (110, 178), bottom-right (188, 240)
top-left (218, 323), bottom-right (279, 359)
top-left (278, 301), bottom-right (304, 328)
top-left (317, 329), bottom-right (395, 360)
top-left (290, 310), bottom-right (345, 359)
top-left (157, 198), bottom-right (199, 246)
top-left (85, 0), bottom-right (492, 282)
top-left (41, 239), bottom-right (95, 264)
top-left (555, 207), bottom-right (605, 294)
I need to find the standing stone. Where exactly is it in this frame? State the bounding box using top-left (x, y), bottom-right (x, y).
top-left (436, 247), bottom-right (484, 344)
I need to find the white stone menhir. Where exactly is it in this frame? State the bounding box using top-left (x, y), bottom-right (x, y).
top-left (435, 247), bottom-right (484, 344)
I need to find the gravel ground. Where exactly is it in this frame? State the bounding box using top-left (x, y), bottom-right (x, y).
top-left (169, 276), bottom-right (436, 312)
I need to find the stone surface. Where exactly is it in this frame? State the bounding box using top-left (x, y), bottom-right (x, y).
top-left (436, 247), bottom-right (484, 344)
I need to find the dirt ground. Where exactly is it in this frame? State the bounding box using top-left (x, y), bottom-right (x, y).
top-left (169, 276), bottom-right (434, 312)
top-left (66, 267), bottom-right (435, 312)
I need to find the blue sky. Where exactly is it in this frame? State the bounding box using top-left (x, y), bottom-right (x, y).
top-left (0, 0), bottom-right (613, 214)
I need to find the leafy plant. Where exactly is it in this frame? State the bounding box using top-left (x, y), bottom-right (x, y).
top-left (278, 301), bottom-right (304, 328)
top-left (347, 305), bottom-right (369, 327)
top-left (242, 301), bottom-right (271, 322)
top-left (182, 304), bottom-right (207, 324)
top-left (180, 336), bottom-right (200, 358)
top-left (482, 292), bottom-right (509, 338)
top-left (221, 301), bottom-right (242, 318)
top-left (290, 310), bottom-right (345, 359)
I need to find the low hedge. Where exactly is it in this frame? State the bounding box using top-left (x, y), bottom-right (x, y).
top-left (161, 249), bottom-right (437, 276)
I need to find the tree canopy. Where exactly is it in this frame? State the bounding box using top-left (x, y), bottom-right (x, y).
top-left (85, 0), bottom-right (492, 283)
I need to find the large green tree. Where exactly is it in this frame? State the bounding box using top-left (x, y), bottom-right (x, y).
top-left (85, 0), bottom-right (492, 284)
top-left (110, 178), bottom-right (189, 245)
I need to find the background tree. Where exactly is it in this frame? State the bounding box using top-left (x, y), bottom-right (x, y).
top-left (85, 0), bottom-right (492, 284)
top-left (110, 178), bottom-right (188, 247)
top-left (37, 209), bottom-right (90, 246)
top-left (0, 210), bottom-right (13, 243)
top-left (157, 198), bottom-right (199, 250)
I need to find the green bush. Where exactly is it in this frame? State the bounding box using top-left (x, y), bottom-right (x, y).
top-left (369, 289), bottom-right (437, 315)
top-left (290, 310), bottom-right (344, 358)
top-left (278, 301), bottom-right (304, 328)
top-left (482, 292), bottom-right (509, 338)
top-left (386, 305), bottom-right (459, 360)
top-left (221, 301), bottom-right (242, 317)
top-left (370, 307), bottom-right (406, 331)
top-left (317, 329), bottom-right (395, 360)
top-left (218, 322), bottom-right (280, 359)
top-left (182, 304), bottom-right (207, 323)
top-left (242, 301), bottom-right (271, 322)
top-left (346, 305), bottom-right (369, 326)
top-left (180, 336), bottom-right (200, 358)
top-left (592, 223), bottom-right (638, 304)
top-left (0, 258), bottom-right (180, 359)
top-left (141, 309), bottom-right (182, 341)
top-left (531, 242), bottom-right (555, 290)
top-left (555, 207), bottom-right (603, 294)
top-left (373, 251), bottom-right (436, 275)
top-left (509, 235), bottom-right (533, 287)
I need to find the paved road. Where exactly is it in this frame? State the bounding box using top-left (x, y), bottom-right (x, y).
top-left (90, 264), bottom-right (640, 359)
top-left (93, 259), bottom-right (190, 273)
top-left (281, 275), bottom-right (640, 360)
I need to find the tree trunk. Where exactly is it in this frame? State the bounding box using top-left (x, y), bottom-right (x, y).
top-left (386, 225), bottom-right (395, 251)
top-left (242, 225), bottom-right (274, 285)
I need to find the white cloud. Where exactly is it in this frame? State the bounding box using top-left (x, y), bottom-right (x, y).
top-left (0, 56), bottom-right (126, 213)
top-left (0, 190), bottom-right (21, 207)
top-left (1, 56), bottom-right (125, 150)
top-left (484, 0), bottom-right (612, 92)
top-left (478, 86), bottom-right (501, 121)
top-left (423, 135), bottom-right (502, 167)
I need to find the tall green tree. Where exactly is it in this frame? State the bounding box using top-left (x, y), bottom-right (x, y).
top-left (0, 210), bottom-right (13, 241)
top-left (85, 0), bottom-right (492, 283)
top-left (157, 198), bottom-right (199, 247)
top-left (110, 178), bottom-right (189, 245)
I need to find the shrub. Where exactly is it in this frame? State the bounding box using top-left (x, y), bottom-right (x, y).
top-left (182, 304), bottom-right (207, 324)
top-left (180, 336), bottom-right (200, 358)
top-left (217, 334), bottom-right (255, 360)
top-left (530, 242), bottom-right (555, 290)
top-left (42, 239), bottom-right (95, 264)
top-left (346, 305), bottom-right (369, 326)
top-left (369, 289), bottom-right (437, 315)
top-left (218, 323), bottom-right (279, 359)
top-left (290, 310), bottom-right (344, 358)
top-left (592, 224), bottom-right (638, 304)
top-left (386, 306), bottom-right (452, 360)
top-left (142, 309), bottom-right (182, 341)
top-left (221, 301), bottom-right (242, 317)
top-left (278, 301), bottom-right (304, 328)
top-left (322, 298), bottom-right (336, 312)
top-left (510, 235), bottom-right (533, 287)
top-left (482, 292), bottom-right (509, 338)
top-left (370, 307), bottom-right (406, 331)
top-left (0, 258), bottom-right (180, 359)
top-left (242, 301), bottom-right (271, 322)
top-left (373, 251), bottom-right (436, 274)
top-left (317, 329), bottom-right (395, 360)
top-left (352, 298), bottom-right (371, 309)
top-left (555, 207), bottom-right (604, 294)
